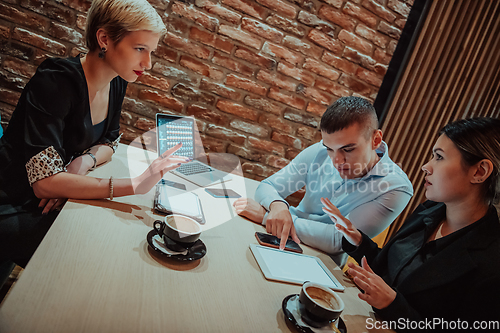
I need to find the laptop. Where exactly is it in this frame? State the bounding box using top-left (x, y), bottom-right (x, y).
top-left (156, 113), bottom-right (232, 187)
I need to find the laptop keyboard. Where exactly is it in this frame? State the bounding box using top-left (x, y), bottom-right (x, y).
top-left (176, 162), bottom-right (213, 175)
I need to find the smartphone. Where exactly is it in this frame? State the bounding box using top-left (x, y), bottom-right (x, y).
top-left (205, 188), bottom-right (241, 198)
top-left (255, 232), bottom-right (303, 253)
top-left (159, 179), bottom-right (186, 190)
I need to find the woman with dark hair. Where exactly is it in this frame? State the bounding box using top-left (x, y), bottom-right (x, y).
top-left (322, 117), bottom-right (500, 329)
top-left (0, 0), bottom-right (189, 268)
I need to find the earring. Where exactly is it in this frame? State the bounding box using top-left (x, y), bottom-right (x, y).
top-left (98, 47), bottom-right (107, 59)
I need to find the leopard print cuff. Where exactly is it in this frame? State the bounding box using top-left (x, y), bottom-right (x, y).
top-left (25, 146), bottom-right (66, 186)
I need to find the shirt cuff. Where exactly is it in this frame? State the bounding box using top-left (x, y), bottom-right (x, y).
top-left (25, 146), bottom-right (66, 186)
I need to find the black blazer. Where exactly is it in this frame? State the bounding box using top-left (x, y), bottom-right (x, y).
top-left (345, 201), bottom-right (500, 329)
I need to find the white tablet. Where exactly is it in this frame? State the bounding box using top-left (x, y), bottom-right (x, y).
top-left (250, 244), bottom-right (345, 291)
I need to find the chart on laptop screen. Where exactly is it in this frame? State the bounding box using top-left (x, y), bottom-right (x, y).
top-left (157, 116), bottom-right (194, 158)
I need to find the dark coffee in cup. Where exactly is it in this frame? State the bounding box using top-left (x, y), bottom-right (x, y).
top-left (298, 282), bottom-right (344, 327)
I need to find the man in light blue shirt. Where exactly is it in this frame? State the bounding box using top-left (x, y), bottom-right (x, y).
top-left (234, 97), bottom-right (413, 265)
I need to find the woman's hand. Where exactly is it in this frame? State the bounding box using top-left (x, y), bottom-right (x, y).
top-left (320, 197), bottom-right (363, 246)
top-left (233, 198), bottom-right (267, 223)
top-left (132, 143), bottom-right (191, 195)
top-left (348, 257), bottom-right (397, 309)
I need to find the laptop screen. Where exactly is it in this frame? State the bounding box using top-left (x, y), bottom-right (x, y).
top-left (156, 114), bottom-right (195, 158)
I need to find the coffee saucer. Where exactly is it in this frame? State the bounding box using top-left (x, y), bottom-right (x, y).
top-left (282, 294), bottom-right (346, 333)
top-left (147, 230), bottom-right (206, 261)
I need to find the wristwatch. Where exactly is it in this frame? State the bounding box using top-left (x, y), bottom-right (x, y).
top-left (86, 152), bottom-right (97, 170)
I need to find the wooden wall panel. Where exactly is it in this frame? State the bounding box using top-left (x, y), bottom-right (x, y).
top-left (380, 0), bottom-right (500, 242)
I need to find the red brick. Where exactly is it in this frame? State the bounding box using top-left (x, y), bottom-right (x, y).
top-left (303, 58), bottom-right (340, 81)
top-left (206, 124), bottom-right (247, 144)
top-left (257, 0), bottom-right (297, 19)
top-left (244, 95), bottom-right (285, 115)
top-left (196, 0), bottom-right (242, 24)
top-left (164, 32), bottom-right (211, 59)
top-left (355, 67), bottom-right (383, 87)
top-left (362, 0), bottom-right (397, 23)
top-left (154, 45), bottom-right (177, 63)
top-left (322, 52), bottom-right (358, 74)
top-left (259, 114), bottom-right (293, 134)
top-left (49, 22), bottom-right (83, 45)
top-left (21, 0), bottom-right (75, 25)
top-left (186, 104), bottom-right (229, 125)
top-left (282, 35), bottom-right (323, 59)
top-left (122, 97), bottom-right (167, 119)
top-left (271, 131), bottom-right (306, 150)
top-left (343, 2), bottom-right (378, 28)
top-left (320, 0), bottom-right (343, 9)
top-left (306, 102), bottom-right (328, 117)
top-left (230, 119), bottom-right (269, 137)
top-left (212, 51), bottom-right (254, 77)
top-left (387, 0), bottom-right (411, 17)
top-left (319, 5), bottom-right (356, 31)
top-left (355, 24), bottom-right (390, 49)
top-left (0, 25), bottom-right (9, 40)
top-left (219, 24), bottom-right (263, 50)
top-left (307, 29), bottom-right (343, 56)
top-left (227, 144), bottom-right (266, 163)
top-left (135, 72), bottom-right (170, 92)
top-left (134, 117), bottom-right (156, 131)
top-left (248, 136), bottom-right (285, 156)
top-left (338, 30), bottom-right (373, 56)
top-left (241, 161), bottom-right (277, 178)
top-left (200, 79), bottom-right (242, 100)
top-left (222, 0), bottom-right (267, 20)
top-left (289, 0), bottom-right (317, 12)
top-left (167, 17), bottom-right (190, 37)
top-left (2, 57), bottom-right (37, 78)
top-left (0, 87), bottom-right (22, 106)
top-left (378, 21), bottom-right (402, 39)
top-left (344, 46), bottom-right (377, 70)
top-left (12, 28), bottom-right (66, 55)
top-left (267, 155), bottom-right (290, 169)
top-left (278, 62), bottom-right (315, 86)
top-left (189, 26), bottom-right (233, 54)
top-left (296, 125), bottom-right (319, 141)
top-left (172, 83), bottom-right (216, 105)
top-left (257, 69), bottom-right (297, 92)
top-left (268, 87), bottom-right (306, 110)
top-left (120, 110), bottom-right (134, 126)
top-left (314, 77), bottom-right (351, 97)
top-left (217, 99), bottom-right (260, 121)
top-left (395, 18), bottom-right (407, 29)
top-left (138, 89), bottom-right (184, 112)
top-left (298, 10), bottom-right (332, 29)
top-left (338, 73), bottom-right (372, 95)
top-left (284, 109), bottom-right (319, 127)
top-left (172, 1), bottom-right (219, 32)
top-left (152, 62), bottom-right (197, 85)
top-left (0, 3), bottom-right (46, 32)
top-left (57, 0), bottom-right (92, 12)
top-left (180, 55), bottom-right (224, 80)
top-left (265, 14), bottom-right (306, 37)
top-left (374, 63), bottom-right (388, 76)
top-left (373, 47), bottom-right (392, 65)
top-left (296, 84), bottom-right (332, 106)
top-left (241, 17), bottom-right (284, 43)
top-left (226, 74), bottom-right (267, 96)
top-left (387, 39), bottom-right (398, 55)
top-left (262, 42), bottom-right (303, 66)
top-left (234, 47), bottom-right (276, 70)
top-left (200, 133), bottom-right (227, 153)
top-left (285, 147), bottom-right (301, 160)
top-left (120, 126), bottom-right (141, 144)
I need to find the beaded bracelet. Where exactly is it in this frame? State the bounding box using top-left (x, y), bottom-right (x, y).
top-left (109, 176), bottom-right (114, 200)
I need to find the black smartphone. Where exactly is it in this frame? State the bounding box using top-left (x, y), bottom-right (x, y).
top-left (255, 232), bottom-right (303, 253)
top-left (159, 179), bottom-right (186, 190)
top-left (205, 188), bottom-right (241, 198)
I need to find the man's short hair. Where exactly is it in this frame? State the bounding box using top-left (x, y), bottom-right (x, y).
top-left (320, 96), bottom-right (379, 138)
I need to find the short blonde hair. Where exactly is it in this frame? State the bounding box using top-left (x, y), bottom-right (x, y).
top-left (85, 0), bottom-right (167, 52)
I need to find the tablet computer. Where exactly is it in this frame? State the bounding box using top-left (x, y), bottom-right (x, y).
top-left (250, 244), bottom-right (344, 291)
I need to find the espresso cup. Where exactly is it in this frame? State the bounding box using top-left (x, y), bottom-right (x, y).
top-left (298, 281), bottom-right (344, 326)
top-left (153, 214), bottom-right (201, 250)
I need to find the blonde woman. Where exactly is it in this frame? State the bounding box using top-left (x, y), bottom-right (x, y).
top-left (323, 117), bottom-right (500, 327)
top-left (0, 0), bottom-right (187, 267)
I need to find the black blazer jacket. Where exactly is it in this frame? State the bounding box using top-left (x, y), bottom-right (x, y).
top-left (345, 201), bottom-right (500, 329)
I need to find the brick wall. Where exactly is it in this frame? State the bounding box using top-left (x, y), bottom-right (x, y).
top-left (0, 0), bottom-right (412, 204)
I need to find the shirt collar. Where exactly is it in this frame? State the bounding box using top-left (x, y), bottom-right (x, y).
top-left (360, 141), bottom-right (391, 179)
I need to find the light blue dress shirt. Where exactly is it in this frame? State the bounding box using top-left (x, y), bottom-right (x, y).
top-left (255, 141), bottom-right (413, 265)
